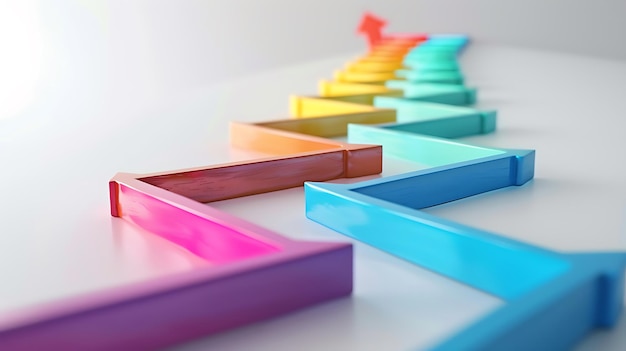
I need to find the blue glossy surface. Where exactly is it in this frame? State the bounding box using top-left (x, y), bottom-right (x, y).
top-left (305, 164), bottom-right (626, 350)
top-left (306, 33), bottom-right (626, 347)
top-left (305, 161), bottom-right (559, 300)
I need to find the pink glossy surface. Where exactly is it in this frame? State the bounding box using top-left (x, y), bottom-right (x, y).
top-left (0, 167), bottom-right (355, 349)
top-left (0, 229), bottom-right (352, 350)
top-left (116, 182), bottom-right (281, 263)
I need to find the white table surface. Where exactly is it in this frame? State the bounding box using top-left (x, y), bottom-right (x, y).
top-left (1, 43), bottom-right (625, 350)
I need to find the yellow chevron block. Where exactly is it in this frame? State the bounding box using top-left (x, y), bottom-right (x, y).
top-left (289, 96), bottom-right (395, 124)
top-left (318, 81), bottom-right (403, 105)
top-left (346, 60), bottom-right (405, 73)
top-left (334, 70), bottom-right (400, 84)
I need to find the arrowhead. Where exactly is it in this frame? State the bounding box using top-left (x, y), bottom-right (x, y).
top-left (569, 252), bottom-right (626, 327)
top-left (357, 12), bottom-right (386, 33)
top-left (304, 117), bottom-right (625, 349)
top-left (357, 12), bottom-right (387, 47)
top-left (432, 252), bottom-right (626, 351)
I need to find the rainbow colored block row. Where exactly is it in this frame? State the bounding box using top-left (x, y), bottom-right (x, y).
top-left (0, 14), bottom-right (623, 351)
top-left (311, 22), bottom-right (626, 351)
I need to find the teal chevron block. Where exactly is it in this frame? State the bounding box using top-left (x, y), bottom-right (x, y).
top-left (348, 123), bottom-right (503, 166)
top-left (384, 81), bottom-right (476, 105)
top-left (373, 98), bottom-right (493, 134)
top-left (396, 68), bottom-right (462, 79)
top-left (395, 69), bottom-right (464, 85)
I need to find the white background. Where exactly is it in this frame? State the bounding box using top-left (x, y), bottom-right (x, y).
top-left (1, 1), bottom-right (626, 350)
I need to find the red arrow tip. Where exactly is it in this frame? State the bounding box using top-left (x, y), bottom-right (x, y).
top-left (357, 12), bottom-right (387, 47)
top-left (358, 12), bottom-right (386, 33)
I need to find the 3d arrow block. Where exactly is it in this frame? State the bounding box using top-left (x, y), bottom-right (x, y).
top-left (2, 11), bottom-right (622, 351)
